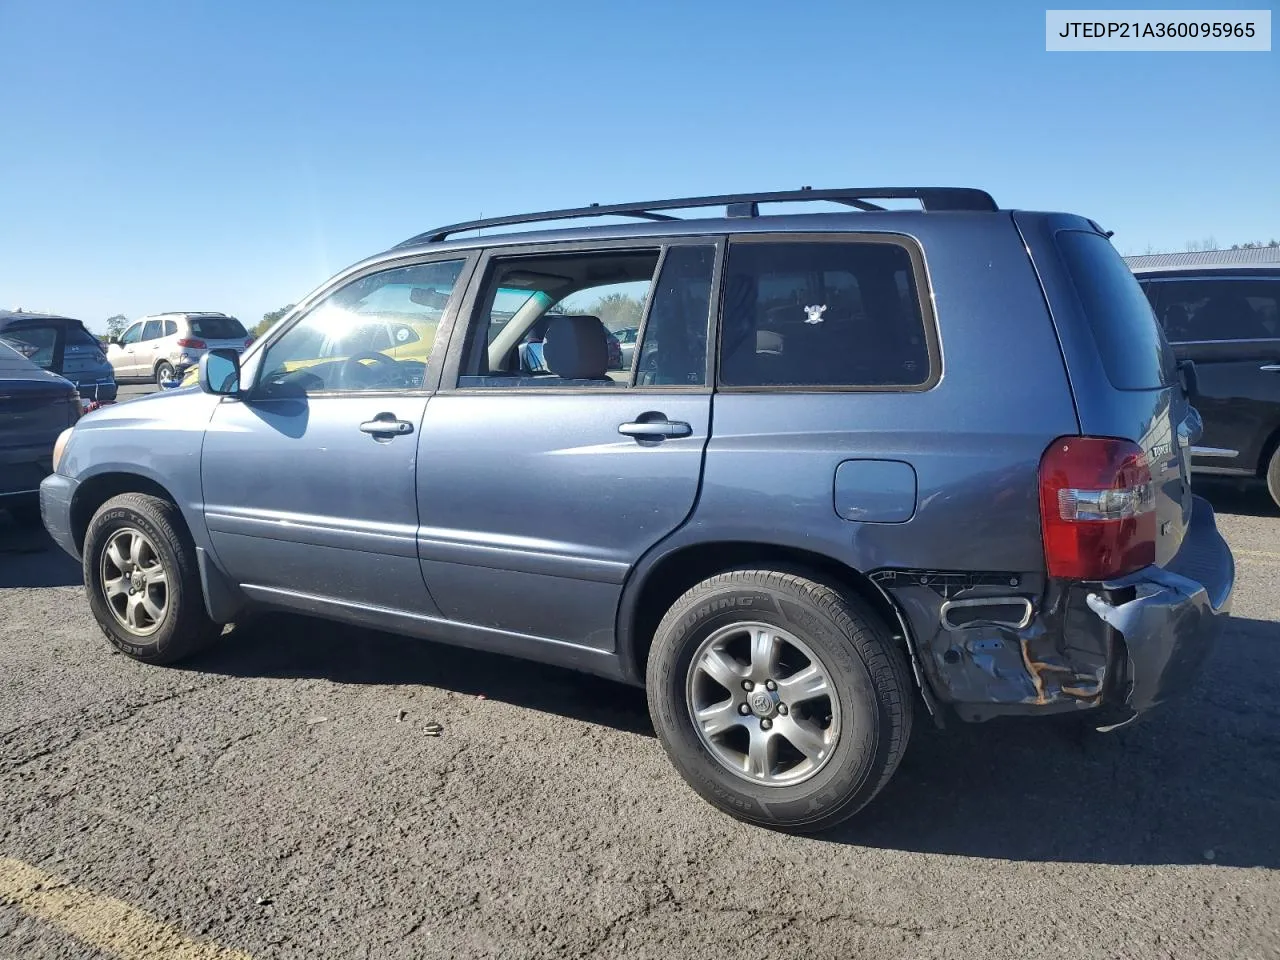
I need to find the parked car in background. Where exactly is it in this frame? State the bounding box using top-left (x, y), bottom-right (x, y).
top-left (614, 325), bottom-right (640, 369)
top-left (0, 310), bottom-right (117, 404)
top-left (43, 187), bottom-right (1234, 833)
top-left (107, 312), bottom-right (253, 387)
top-left (1, 340), bottom-right (81, 526)
top-left (1129, 260), bottom-right (1280, 508)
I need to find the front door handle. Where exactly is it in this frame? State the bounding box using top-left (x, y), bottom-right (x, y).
top-left (618, 418), bottom-right (692, 439)
top-left (1261, 364), bottom-right (1280, 373)
top-left (359, 414), bottom-right (414, 437)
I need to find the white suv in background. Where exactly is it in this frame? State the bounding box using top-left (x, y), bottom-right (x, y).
top-left (106, 312), bottom-right (253, 386)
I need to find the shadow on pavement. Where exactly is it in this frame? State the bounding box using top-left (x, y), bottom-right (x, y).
top-left (0, 515), bottom-right (81, 588)
top-left (839, 614), bottom-right (1280, 868)
top-left (187, 612), bottom-right (655, 737)
top-left (1195, 477), bottom-right (1279, 518)
top-left (188, 607), bottom-right (1280, 868)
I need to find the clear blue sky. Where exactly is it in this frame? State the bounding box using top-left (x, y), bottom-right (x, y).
top-left (0, 0), bottom-right (1275, 331)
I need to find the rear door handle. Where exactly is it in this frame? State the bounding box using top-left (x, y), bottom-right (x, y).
top-left (1261, 364), bottom-right (1280, 373)
top-left (359, 414), bottom-right (414, 437)
top-left (618, 419), bottom-right (692, 439)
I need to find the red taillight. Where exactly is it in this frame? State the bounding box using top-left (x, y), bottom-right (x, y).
top-left (245, 337), bottom-right (255, 347)
top-left (1038, 436), bottom-right (1156, 581)
top-left (177, 337), bottom-right (207, 349)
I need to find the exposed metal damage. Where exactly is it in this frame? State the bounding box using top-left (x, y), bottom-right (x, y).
top-left (872, 569), bottom-right (1125, 723)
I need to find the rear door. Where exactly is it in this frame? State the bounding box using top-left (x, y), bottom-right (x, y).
top-left (416, 239), bottom-right (719, 651)
top-left (0, 343), bottom-right (77, 497)
top-left (1017, 215), bottom-right (1193, 566)
top-left (1142, 273), bottom-right (1280, 476)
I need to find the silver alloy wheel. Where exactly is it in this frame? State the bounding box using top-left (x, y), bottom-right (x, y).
top-left (100, 527), bottom-right (169, 637)
top-left (686, 621), bottom-right (841, 786)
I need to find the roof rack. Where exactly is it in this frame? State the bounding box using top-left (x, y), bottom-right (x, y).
top-left (398, 186), bottom-right (998, 247)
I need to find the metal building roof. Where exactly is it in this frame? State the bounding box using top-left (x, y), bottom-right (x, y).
top-left (1124, 247), bottom-right (1280, 270)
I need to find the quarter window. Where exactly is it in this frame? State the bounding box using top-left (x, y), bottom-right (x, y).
top-left (256, 259), bottom-right (466, 395)
top-left (0, 325), bottom-right (58, 368)
top-left (718, 240), bottom-right (932, 388)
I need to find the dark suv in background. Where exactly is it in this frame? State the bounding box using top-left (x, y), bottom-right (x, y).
top-left (0, 310), bottom-right (117, 404)
top-left (41, 187), bottom-right (1234, 833)
top-left (1127, 256), bottom-right (1280, 509)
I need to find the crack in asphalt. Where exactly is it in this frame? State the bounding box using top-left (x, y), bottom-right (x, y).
top-left (0, 678), bottom-right (237, 775)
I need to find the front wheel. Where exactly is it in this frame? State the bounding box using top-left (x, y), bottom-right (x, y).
top-left (83, 493), bottom-right (223, 664)
top-left (155, 362), bottom-right (175, 387)
top-left (646, 570), bottom-right (913, 833)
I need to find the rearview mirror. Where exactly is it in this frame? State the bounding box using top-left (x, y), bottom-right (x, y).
top-left (409, 287), bottom-right (450, 309)
top-left (199, 348), bottom-right (241, 396)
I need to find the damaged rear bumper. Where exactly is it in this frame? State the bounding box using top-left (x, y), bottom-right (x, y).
top-left (880, 495), bottom-right (1233, 726)
top-left (1084, 494), bottom-right (1233, 725)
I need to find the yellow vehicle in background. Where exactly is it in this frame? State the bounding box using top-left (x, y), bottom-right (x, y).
top-left (175, 281), bottom-right (447, 388)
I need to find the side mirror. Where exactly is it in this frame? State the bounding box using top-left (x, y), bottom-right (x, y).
top-left (199, 348), bottom-right (241, 396)
top-left (1177, 358), bottom-right (1198, 399)
top-left (106, 337), bottom-right (119, 347)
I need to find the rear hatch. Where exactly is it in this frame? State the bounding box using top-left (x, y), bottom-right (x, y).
top-left (59, 321), bottom-right (112, 377)
top-left (1017, 214), bottom-right (1194, 569)
top-left (188, 314), bottom-right (250, 352)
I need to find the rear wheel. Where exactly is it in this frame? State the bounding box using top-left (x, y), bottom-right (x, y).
top-left (646, 569), bottom-right (913, 833)
top-left (83, 493), bottom-right (222, 664)
top-left (155, 361), bottom-right (175, 387)
top-left (1267, 446), bottom-right (1280, 512)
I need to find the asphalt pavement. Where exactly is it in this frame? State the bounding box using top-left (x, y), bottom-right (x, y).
top-left (1, 477), bottom-right (1277, 960)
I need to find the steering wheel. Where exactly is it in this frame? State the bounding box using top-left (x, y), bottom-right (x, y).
top-left (339, 351), bottom-right (402, 389)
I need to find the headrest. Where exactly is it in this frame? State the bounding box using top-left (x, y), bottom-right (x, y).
top-left (543, 315), bottom-right (608, 380)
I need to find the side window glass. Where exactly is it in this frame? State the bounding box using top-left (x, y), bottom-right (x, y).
top-left (141, 320), bottom-right (162, 341)
top-left (164, 319), bottom-right (178, 336)
top-left (635, 245), bottom-right (714, 386)
top-left (120, 323), bottom-right (143, 345)
top-left (1153, 279), bottom-right (1280, 343)
top-left (718, 240), bottom-right (932, 388)
top-left (0, 325), bottom-right (59, 368)
top-left (256, 259), bottom-right (466, 395)
top-left (458, 249), bottom-right (660, 388)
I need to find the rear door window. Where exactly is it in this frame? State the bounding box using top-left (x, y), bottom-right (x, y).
top-left (1147, 277), bottom-right (1279, 343)
top-left (718, 238), bottom-right (933, 388)
top-left (1056, 230), bottom-right (1176, 390)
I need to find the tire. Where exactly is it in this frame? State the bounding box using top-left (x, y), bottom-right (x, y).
top-left (155, 362), bottom-right (175, 387)
top-left (83, 493), bottom-right (222, 664)
top-left (1267, 446), bottom-right (1280, 513)
top-left (4, 495), bottom-right (44, 529)
top-left (646, 570), bottom-right (913, 834)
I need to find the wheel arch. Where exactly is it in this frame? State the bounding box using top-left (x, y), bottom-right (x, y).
top-left (616, 538), bottom-right (938, 714)
top-left (70, 471), bottom-right (180, 554)
top-left (1257, 420), bottom-right (1280, 478)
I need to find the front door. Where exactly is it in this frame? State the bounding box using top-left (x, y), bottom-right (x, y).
top-left (416, 240), bottom-right (720, 651)
top-left (200, 256), bottom-right (472, 615)
top-left (1144, 274), bottom-right (1280, 475)
top-left (109, 321), bottom-right (145, 378)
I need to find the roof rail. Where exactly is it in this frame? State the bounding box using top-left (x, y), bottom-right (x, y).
top-left (397, 186), bottom-right (998, 247)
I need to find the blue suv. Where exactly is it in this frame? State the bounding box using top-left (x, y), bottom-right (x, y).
top-left (40, 188), bottom-right (1235, 832)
